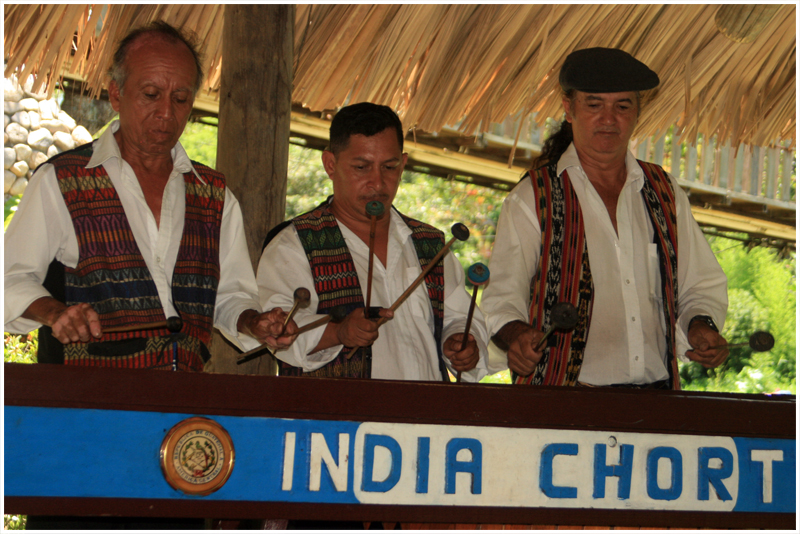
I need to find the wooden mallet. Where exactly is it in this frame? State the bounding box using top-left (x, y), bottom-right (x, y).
top-left (294, 305), bottom-right (348, 336)
top-left (346, 222), bottom-right (471, 360)
top-left (280, 287), bottom-right (311, 336)
top-left (102, 316), bottom-right (182, 334)
top-left (365, 200), bottom-right (385, 311)
top-left (533, 302), bottom-right (579, 351)
top-left (236, 306), bottom-right (348, 366)
top-left (456, 262), bottom-right (490, 383)
top-left (709, 331), bottom-right (774, 352)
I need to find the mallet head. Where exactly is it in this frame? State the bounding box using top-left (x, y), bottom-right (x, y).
top-left (451, 222), bottom-right (470, 242)
top-left (749, 331), bottom-right (774, 352)
top-left (293, 287), bottom-right (312, 308)
top-left (329, 306), bottom-right (348, 323)
top-left (467, 263), bottom-right (490, 286)
top-left (550, 302), bottom-right (579, 330)
top-left (166, 316), bottom-right (183, 333)
top-left (366, 201), bottom-right (385, 217)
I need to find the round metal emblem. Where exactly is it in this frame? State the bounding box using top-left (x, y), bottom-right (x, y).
top-left (160, 417), bottom-right (235, 496)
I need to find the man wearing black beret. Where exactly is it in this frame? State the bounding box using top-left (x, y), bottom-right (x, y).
top-left (482, 47), bottom-right (729, 389)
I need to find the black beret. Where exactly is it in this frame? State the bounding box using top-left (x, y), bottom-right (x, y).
top-left (559, 47), bottom-right (660, 93)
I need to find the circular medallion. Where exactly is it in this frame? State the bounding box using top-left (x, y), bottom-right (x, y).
top-left (160, 417), bottom-right (234, 496)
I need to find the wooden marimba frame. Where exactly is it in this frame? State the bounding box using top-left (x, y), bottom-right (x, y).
top-left (4, 363), bottom-right (795, 529)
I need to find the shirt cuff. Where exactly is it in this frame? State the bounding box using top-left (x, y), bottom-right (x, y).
top-left (3, 283), bottom-right (55, 334)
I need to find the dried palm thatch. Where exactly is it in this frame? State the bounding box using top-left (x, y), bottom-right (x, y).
top-left (4, 4), bottom-right (795, 149)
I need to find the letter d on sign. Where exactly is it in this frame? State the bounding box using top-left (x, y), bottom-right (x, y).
top-left (362, 434), bottom-right (402, 493)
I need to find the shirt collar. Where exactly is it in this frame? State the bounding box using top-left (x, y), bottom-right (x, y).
top-left (557, 142), bottom-right (644, 192)
top-left (86, 120), bottom-right (204, 184)
top-left (389, 206), bottom-right (413, 242)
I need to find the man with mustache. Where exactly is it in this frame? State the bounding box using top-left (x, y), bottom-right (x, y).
top-left (257, 102), bottom-right (489, 382)
top-left (4, 21), bottom-right (297, 375)
top-left (481, 48), bottom-right (729, 389)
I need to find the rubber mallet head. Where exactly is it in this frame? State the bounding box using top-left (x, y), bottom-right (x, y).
top-left (713, 331), bottom-right (775, 352)
top-left (366, 201), bottom-right (385, 217)
top-left (467, 263), bottom-right (490, 286)
top-left (748, 331), bottom-right (775, 352)
top-left (166, 316), bottom-right (183, 333)
top-left (451, 222), bottom-right (470, 242)
top-left (550, 302), bottom-right (579, 330)
top-left (534, 302), bottom-right (579, 351)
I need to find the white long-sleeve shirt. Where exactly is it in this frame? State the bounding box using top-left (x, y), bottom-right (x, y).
top-left (481, 143), bottom-right (728, 385)
top-left (4, 121), bottom-right (262, 350)
top-left (256, 207), bottom-right (492, 381)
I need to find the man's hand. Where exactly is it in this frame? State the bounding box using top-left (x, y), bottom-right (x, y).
top-left (52, 302), bottom-right (103, 343)
top-left (686, 322), bottom-right (729, 368)
top-left (494, 320), bottom-right (545, 377)
top-left (443, 333), bottom-right (480, 372)
top-left (238, 308), bottom-right (298, 351)
top-left (22, 297), bottom-right (102, 343)
top-left (334, 307), bottom-right (393, 348)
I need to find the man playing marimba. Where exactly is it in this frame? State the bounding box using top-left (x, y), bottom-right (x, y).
top-left (481, 48), bottom-right (729, 389)
top-left (257, 102), bottom-right (491, 382)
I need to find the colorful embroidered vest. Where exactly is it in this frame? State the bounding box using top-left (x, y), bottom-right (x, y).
top-left (515, 161), bottom-right (681, 389)
top-left (40, 142), bottom-right (225, 371)
top-left (279, 199), bottom-right (448, 381)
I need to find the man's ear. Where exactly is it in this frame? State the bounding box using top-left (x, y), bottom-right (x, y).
top-left (321, 150), bottom-right (336, 177)
top-left (108, 80), bottom-right (122, 112)
top-left (562, 96), bottom-right (573, 123)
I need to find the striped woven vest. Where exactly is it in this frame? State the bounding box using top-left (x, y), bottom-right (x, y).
top-left (515, 161), bottom-right (680, 389)
top-left (42, 142), bottom-right (224, 371)
top-left (279, 200), bottom-right (448, 381)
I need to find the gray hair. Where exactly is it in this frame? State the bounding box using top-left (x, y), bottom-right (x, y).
top-left (107, 21), bottom-right (204, 95)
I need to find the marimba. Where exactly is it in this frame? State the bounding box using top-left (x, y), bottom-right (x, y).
top-left (4, 363), bottom-right (795, 529)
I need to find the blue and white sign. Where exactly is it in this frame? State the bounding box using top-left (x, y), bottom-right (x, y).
top-left (4, 406), bottom-right (794, 513)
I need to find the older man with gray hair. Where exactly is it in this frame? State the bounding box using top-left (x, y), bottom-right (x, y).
top-left (5, 21), bottom-right (295, 374)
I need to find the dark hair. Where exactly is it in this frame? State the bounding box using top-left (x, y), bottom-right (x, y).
top-left (533, 119), bottom-right (573, 169)
top-left (108, 21), bottom-right (204, 95)
top-left (329, 102), bottom-right (405, 154)
top-left (533, 90), bottom-right (576, 169)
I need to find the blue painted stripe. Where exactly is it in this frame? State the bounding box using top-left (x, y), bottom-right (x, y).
top-left (4, 406), bottom-right (360, 503)
top-left (732, 437), bottom-right (796, 513)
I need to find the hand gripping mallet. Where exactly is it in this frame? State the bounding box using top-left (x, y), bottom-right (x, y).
top-left (456, 262), bottom-right (490, 383)
top-left (279, 287), bottom-right (311, 336)
top-left (533, 302), bottom-right (579, 352)
top-left (346, 222), bottom-right (471, 361)
top-left (235, 288), bottom-right (310, 366)
top-left (708, 331), bottom-right (774, 352)
top-left (365, 201), bottom-right (385, 312)
top-left (102, 316), bottom-right (182, 334)
top-left (236, 306), bottom-right (347, 365)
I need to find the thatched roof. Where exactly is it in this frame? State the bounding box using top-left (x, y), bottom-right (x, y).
top-left (4, 4), bottom-right (796, 148)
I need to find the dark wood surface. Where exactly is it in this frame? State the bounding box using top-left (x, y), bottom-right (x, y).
top-left (4, 363), bottom-right (795, 528)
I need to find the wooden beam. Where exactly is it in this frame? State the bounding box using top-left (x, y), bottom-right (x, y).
top-left (211, 5), bottom-right (294, 376)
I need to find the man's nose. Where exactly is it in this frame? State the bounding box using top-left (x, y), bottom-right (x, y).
top-left (366, 168), bottom-right (383, 188)
top-left (155, 97), bottom-right (175, 120)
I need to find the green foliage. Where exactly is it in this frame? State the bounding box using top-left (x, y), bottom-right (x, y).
top-left (4, 514), bottom-right (26, 530)
top-left (4, 194), bottom-right (21, 230)
top-left (284, 144), bottom-right (332, 217)
top-left (680, 237), bottom-right (796, 394)
top-left (4, 332), bottom-right (38, 364)
top-left (179, 121), bottom-right (219, 168)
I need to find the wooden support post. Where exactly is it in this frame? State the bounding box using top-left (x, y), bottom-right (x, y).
top-left (210, 4), bottom-right (294, 376)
